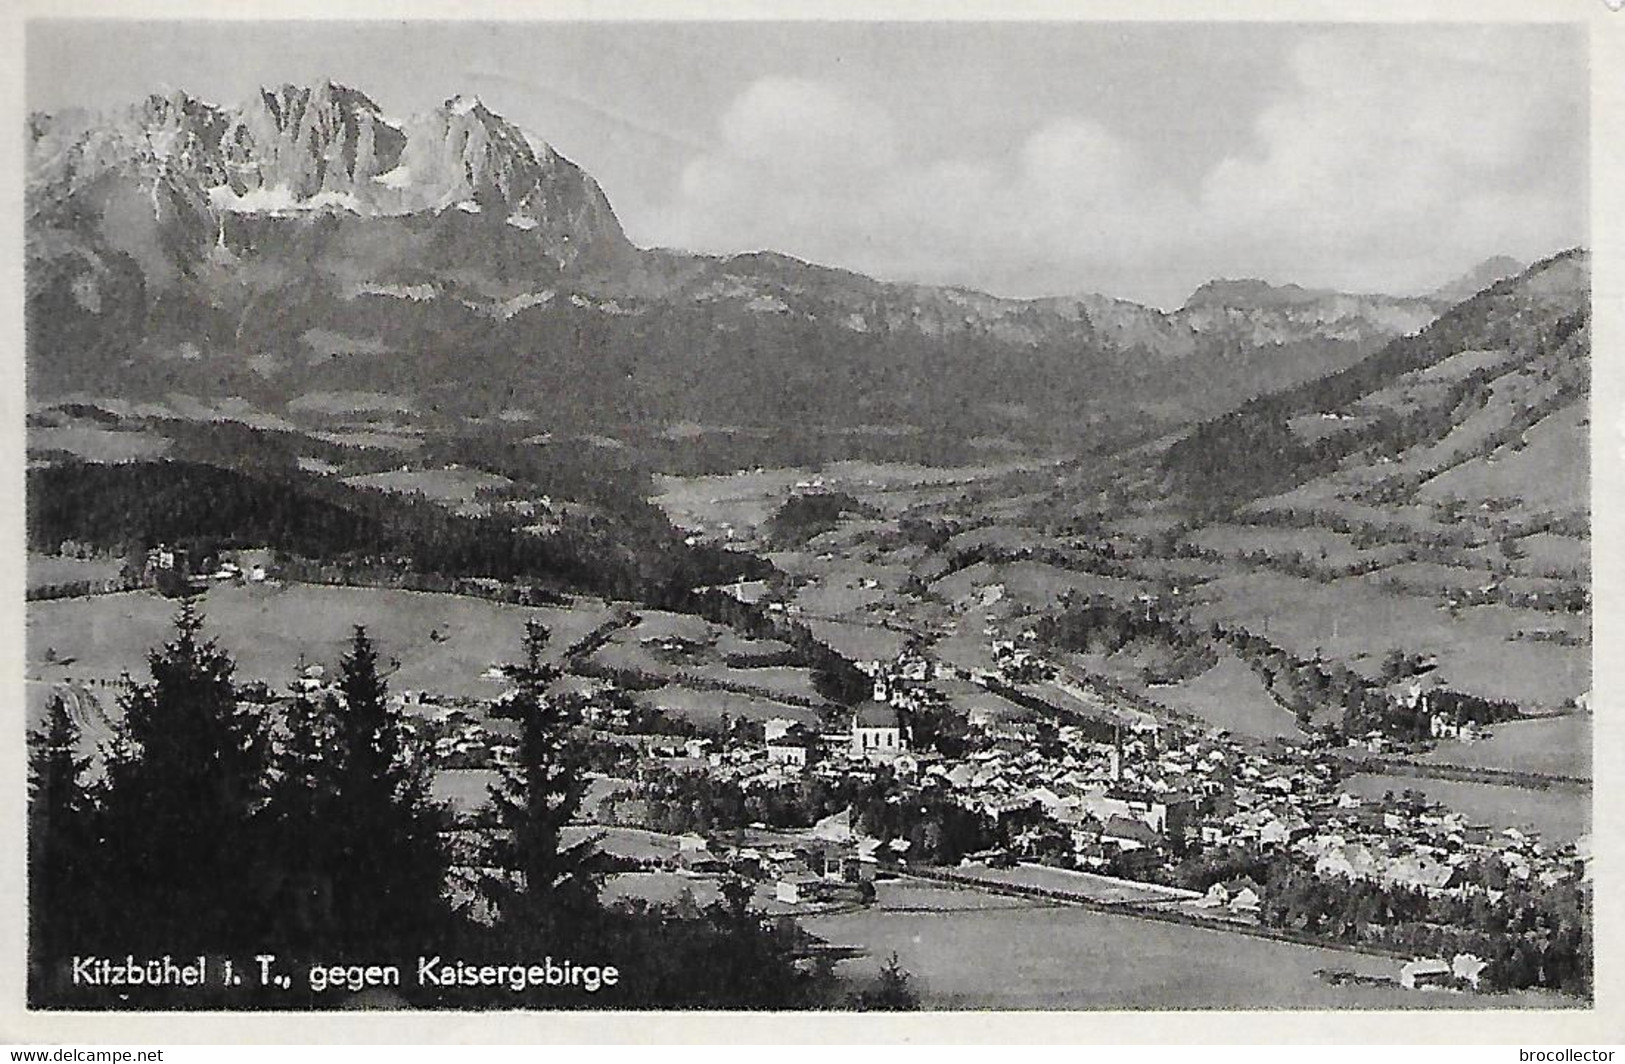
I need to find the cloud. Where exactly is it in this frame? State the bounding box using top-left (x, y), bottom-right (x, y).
top-left (637, 30), bottom-right (1584, 307)
top-left (716, 76), bottom-right (896, 173)
top-left (1196, 28), bottom-right (1584, 292)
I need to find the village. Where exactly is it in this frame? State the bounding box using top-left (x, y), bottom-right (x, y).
top-left (391, 618), bottom-right (1590, 998)
top-left (27, 532), bottom-right (1588, 1002)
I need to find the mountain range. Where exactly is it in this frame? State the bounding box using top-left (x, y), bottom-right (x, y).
top-left (25, 83), bottom-right (1538, 461)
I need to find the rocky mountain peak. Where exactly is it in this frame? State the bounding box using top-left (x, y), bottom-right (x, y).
top-left (28, 83), bottom-right (631, 268)
top-left (1181, 278), bottom-right (1336, 312)
top-left (219, 80), bottom-right (404, 203)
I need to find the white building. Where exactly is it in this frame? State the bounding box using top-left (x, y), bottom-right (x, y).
top-left (850, 702), bottom-right (907, 760)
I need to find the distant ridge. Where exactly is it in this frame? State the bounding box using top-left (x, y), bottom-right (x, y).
top-left (23, 83), bottom-right (1566, 457)
top-left (1429, 255), bottom-right (1529, 303)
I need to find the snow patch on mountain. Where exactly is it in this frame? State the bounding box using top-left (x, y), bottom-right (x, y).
top-left (372, 165), bottom-right (414, 190)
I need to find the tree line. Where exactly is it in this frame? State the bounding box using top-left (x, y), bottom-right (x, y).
top-left (1158, 844), bottom-right (1589, 996)
top-left (27, 607), bottom-right (912, 1010)
top-left (27, 460), bottom-right (771, 606)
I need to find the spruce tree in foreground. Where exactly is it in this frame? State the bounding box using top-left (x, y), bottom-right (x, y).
top-left (324, 626), bottom-right (450, 951)
top-left (261, 688), bottom-right (342, 947)
top-left (484, 621), bottom-right (601, 934)
top-left (27, 693), bottom-right (97, 998)
top-left (101, 604), bottom-right (270, 951)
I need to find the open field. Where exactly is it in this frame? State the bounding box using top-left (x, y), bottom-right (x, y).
top-left (1242, 482), bottom-right (1464, 542)
top-left (1415, 714), bottom-right (1592, 780)
top-left (1374, 562), bottom-right (1518, 594)
top-left (602, 610), bottom-right (791, 660)
top-left (1354, 371), bottom-right (1537, 485)
top-left (935, 677), bottom-right (1035, 724)
top-left (762, 550), bottom-right (824, 578)
top-left (1418, 400), bottom-right (1588, 516)
top-left (297, 456), bottom-right (343, 475)
top-left (1146, 654), bottom-right (1304, 740)
top-left (27, 552), bottom-right (124, 590)
top-left (589, 639), bottom-right (685, 675)
top-left (1350, 348), bottom-right (1513, 418)
top-left (561, 825), bottom-right (687, 862)
top-left (630, 684), bottom-right (821, 728)
top-left (822, 459), bottom-right (1027, 490)
top-left (27, 585), bottom-right (617, 698)
top-left (791, 580), bottom-right (889, 619)
top-left (652, 461), bottom-right (1038, 538)
top-left (933, 612), bottom-right (1001, 673)
top-left (803, 879), bottom-right (1560, 1010)
top-left (286, 388), bottom-right (409, 414)
top-left (342, 467), bottom-right (517, 510)
top-left (951, 862), bottom-right (1199, 904)
top-left (680, 663), bottom-right (822, 701)
top-left (1339, 773), bottom-right (1589, 845)
top-left (1513, 533), bottom-right (1589, 578)
top-left (1409, 348), bottom-right (1517, 384)
top-left (590, 638), bottom-right (820, 701)
top-left (1121, 556), bottom-right (1228, 585)
top-left (622, 609), bottom-right (718, 643)
top-left (1287, 412), bottom-right (1379, 445)
top-left (932, 560), bottom-right (1141, 613)
top-left (28, 424), bottom-right (171, 462)
top-left (579, 776), bottom-right (638, 820)
top-left (1185, 571), bottom-right (1588, 709)
top-left (652, 469), bottom-right (810, 533)
top-left (804, 618), bottom-right (909, 663)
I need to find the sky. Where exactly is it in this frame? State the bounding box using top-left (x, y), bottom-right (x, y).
top-left (27, 20), bottom-right (1588, 308)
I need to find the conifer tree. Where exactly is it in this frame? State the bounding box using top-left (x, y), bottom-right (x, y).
top-left (325, 626), bottom-right (449, 950)
top-left (27, 693), bottom-right (97, 996)
top-left (261, 688), bottom-right (342, 947)
top-left (851, 952), bottom-right (921, 1011)
top-left (102, 604), bottom-right (270, 950)
top-left (484, 621), bottom-right (601, 933)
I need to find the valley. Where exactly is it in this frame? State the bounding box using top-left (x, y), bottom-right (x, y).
top-left (22, 79), bottom-right (1591, 1010)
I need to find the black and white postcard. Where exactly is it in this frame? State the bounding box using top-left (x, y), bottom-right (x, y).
top-left (6, 0), bottom-right (1619, 1044)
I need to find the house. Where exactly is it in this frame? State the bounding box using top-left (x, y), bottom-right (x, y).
top-left (1195, 880), bottom-right (1262, 911)
top-left (1227, 885), bottom-right (1262, 917)
top-left (1212, 877), bottom-right (1265, 918)
top-left (233, 547), bottom-right (276, 580)
top-left (679, 853), bottom-right (729, 875)
top-left (985, 720), bottom-right (1040, 743)
top-left (850, 701), bottom-right (908, 760)
top-left (766, 722), bottom-right (817, 768)
top-left (1399, 958), bottom-right (1454, 990)
top-left (148, 546), bottom-right (186, 572)
top-left (776, 878), bottom-right (814, 905)
top-left (1451, 953), bottom-right (1487, 990)
top-left (1139, 793), bottom-right (1198, 840)
top-left (1383, 851), bottom-right (1454, 893)
top-left (1101, 815), bottom-right (1160, 852)
top-left (766, 741), bottom-right (810, 768)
